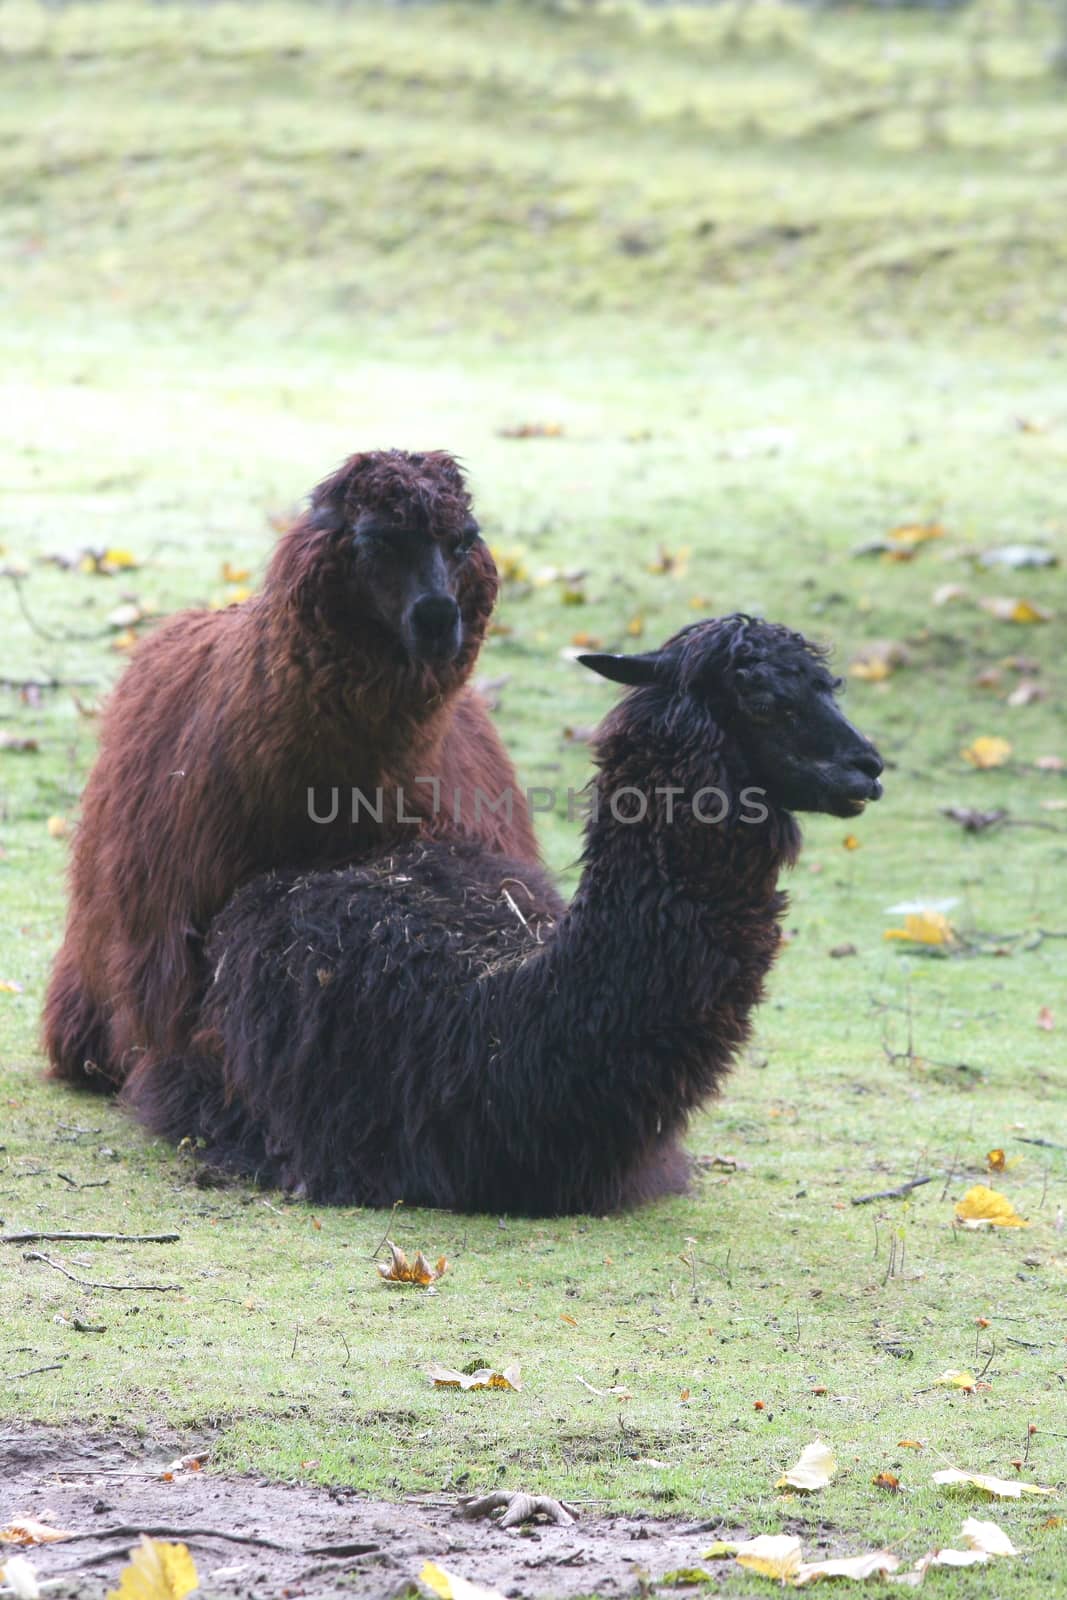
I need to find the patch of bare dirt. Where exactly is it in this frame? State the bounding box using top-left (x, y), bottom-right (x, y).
top-left (0, 1425), bottom-right (724, 1598)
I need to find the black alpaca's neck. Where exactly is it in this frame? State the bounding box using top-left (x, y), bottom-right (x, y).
top-left (486, 696), bottom-right (800, 1213)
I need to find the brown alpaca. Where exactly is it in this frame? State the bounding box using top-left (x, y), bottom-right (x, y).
top-left (43, 449), bottom-right (537, 1091)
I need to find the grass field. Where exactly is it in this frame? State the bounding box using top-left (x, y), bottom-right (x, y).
top-left (1, 2), bottom-right (1066, 1593)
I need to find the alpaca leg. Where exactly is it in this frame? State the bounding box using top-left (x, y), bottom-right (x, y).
top-left (41, 947), bottom-right (118, 1092)
top-left (616, 1138), bottom-right (692, 1209)
top-left (123, 1047), bottom-right (276, 1186)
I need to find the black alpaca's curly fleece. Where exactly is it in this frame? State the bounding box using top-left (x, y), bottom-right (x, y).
top-left (124, 615), bottom-right (883, 1216)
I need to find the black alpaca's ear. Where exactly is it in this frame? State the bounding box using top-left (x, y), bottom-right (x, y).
top-left (577, 651), bottom-right (661, 687)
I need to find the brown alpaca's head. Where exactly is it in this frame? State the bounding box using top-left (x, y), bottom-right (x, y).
top-left (275, 450), bottom-right (498, 676)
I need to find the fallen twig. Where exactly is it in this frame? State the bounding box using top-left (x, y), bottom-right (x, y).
top-left (2, 1231), bottom-right (178, 1245)
top-left (1018, 1136), bottom-right (1067, 1151)
top-left (4, 571), bottom-right (112, 644)
top-left (4, 1360), bottom-right (67, 1381)
top-left (851, 1175), bottom-right (937, 1206)
top-left (54, 1524), bottom-right (297, 1553)
top-left (22, 1252), bottom-right (182, 1292)
top-left (0, 675), bottom-right (98, 690)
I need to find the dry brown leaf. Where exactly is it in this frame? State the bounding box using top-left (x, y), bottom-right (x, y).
top-left (932, 1467), bottom-right (1052, 1498)
top-left (932, 583), bottom-right (969, 606)
top-left (954, 1186), bottom-right (1029, 1229)
top-left (1037, 1006), bottom-right (1054, 1031)
top-left (105, 1537), bottom-right (198, 1600)
top-left (0, 733), bottom-right (39, 753)
top-left (427, 1363), bottom-right (522, 1392)
top-left (986, 1149), bottom-right (1006, 1171)
top-left (376, 1241), bottom-right (447, 1286)
top-left (0, 1555), bottom-right (41, 1598)
top-left (795, 1549), bottom-right (901, 1584)
top-left (872, 1472), bottom-right (901, 1491)
top-left (926, 1548), bottom-right (989, 1568)
top-left (961, 1518), bottom-right (1019, 1556)
top-left (0, 1519), bottom-right (75, 1547)
top-left (159, 1452), bottom-right (207, 1479)
top-left (1006, 679), bottom-right (1046, 707)
top-left (648, 546), bottom-right (690, 577)
top-left (497, 421), bottom-right (564, 440)
top-left (776, 1441), bottom-right (837, 1492)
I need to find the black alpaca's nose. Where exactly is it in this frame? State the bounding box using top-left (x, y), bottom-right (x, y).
top-left (855, 745), bottom-right (884, 780)
top-left (410, 595), bottom-right (461, 659)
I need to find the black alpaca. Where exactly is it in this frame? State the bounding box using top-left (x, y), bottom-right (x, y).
top-left (125, 615), bottom-right (884, 1216)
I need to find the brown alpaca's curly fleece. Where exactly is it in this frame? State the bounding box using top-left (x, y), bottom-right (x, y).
top-left (43, 449), bottom-right (536, 1091)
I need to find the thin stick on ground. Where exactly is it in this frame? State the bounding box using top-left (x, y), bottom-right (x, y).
top-left (2, 1231), bottom-right (179, 1245)
top-left (22, 1251), bottom-right (182, 1292)
top-left (850, 1175), bottom-right (937, 1205)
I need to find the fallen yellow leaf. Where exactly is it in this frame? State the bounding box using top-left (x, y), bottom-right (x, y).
top-left (735, 1535), bottom-right (803, 1581)
top-left (849, 656), bottom-right (890, 682)
top-left (427, 1364), bottom-right (522, 1391)
top-left (46, 816), bottom-right (69, 840)
top-left (376, 1241), bottom-right (446, 1286)
top-left (105, 1536), bottom-right (198, 1600)
top-left (489, 548), bottom-right (528, 583)
top-left (221, 561), bottom-right (251, 583)
top-left (933, 1467), bottom-right (1052, 1499)
top-left (884, 911), bottom-right (955, 946)
top-left (986, 1149), bottom-right (1006, 1172)
top-left (954, 1185), bottom-right (1029, 1229)
top-left (962, 735), bottom-right (1012, 769)
top-left (420, 1560), bottom-right (506, 1600)
top-left (776, 1440), bottom-right (837, 1492)
top-left (979, 596), bottom-right (1053, 624)
top-left (934, 1369), bottom-right (976, 1392)
top-left (842, 834), bottom-right (860, 851)
top-left (889, 521), bottom-right (946, 546)
top-left (0, 1518), bottom-right (75, 1546)
top-left (849, 640), bottom-right (909, 682)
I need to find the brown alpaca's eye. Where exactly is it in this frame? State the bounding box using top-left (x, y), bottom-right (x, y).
top-left (454, 519), bottom-right (481, 559)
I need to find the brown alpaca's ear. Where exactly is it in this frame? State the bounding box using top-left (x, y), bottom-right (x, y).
top-left (577, 651), bottom-right (661, 687)
top-left (307, 460), bottom-right (354, 533)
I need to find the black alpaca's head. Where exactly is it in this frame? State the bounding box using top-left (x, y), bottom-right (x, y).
top-left (580, 615), bottom-right (884, 818)
top-left (294, 449), bottom-right (497, 669)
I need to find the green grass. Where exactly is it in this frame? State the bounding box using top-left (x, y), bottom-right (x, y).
top-left (1, 1), bottom-right (1066, 1590)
